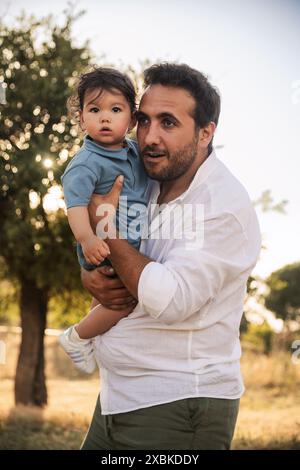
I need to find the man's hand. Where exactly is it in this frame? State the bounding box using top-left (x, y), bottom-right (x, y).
top-left (81, 265), bottom-right (137, 310)
top-left (88, 175), bottom-right (124, 233)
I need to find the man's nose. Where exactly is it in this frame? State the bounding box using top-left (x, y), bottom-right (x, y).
top-left (143, 123), bottom-right (161, 146)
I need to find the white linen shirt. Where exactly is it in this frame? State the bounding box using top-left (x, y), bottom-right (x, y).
top-left (94, 150), bottom-right (261, 415)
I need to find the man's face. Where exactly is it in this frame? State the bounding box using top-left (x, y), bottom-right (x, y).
top-left (136, 85), bottom-right (199, 181)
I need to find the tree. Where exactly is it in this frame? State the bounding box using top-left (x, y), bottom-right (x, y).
top-left (264, 262), bottom-right (300, 328)
top-left (0, 10), bottom-right (92, 405)
top-left (241, 188), bottom-right (288, 335)
top-left (253, 190), bottom-right (288, 214)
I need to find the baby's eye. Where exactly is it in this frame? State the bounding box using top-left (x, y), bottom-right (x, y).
top-left (112, 107), bottom-right (122, 113)
top-left (89, 107), bottom-right (99, 113)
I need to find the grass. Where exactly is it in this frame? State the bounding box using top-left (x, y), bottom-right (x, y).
top-left (0, 378), bottom-right (96, 449)
top-left (0, 329), bottom-right (300, 450)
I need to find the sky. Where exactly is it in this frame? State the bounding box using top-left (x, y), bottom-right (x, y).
top-left (2, 0), bottom-right (300, 278)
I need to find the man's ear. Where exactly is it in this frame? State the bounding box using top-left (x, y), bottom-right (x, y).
top-left (198, 121), bottom-right (216, 149)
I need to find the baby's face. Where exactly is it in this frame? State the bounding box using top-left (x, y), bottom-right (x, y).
top-left (80, 88), bottom-right (134, 149)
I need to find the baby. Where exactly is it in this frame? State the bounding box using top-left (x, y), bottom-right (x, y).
top-left (59, 67), bottom-right (148, 373)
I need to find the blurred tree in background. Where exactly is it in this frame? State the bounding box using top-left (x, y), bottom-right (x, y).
top-left (253, 190), bottom-right (288, 214)
top-left (0, 9), bottom-right (92, 406)
top-left (265, 262), bottom-right (300, 330)
top-left (240, 191), bottom-right (289, 337)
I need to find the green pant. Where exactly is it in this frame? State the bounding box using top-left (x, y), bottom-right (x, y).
top-left (81, 395), bottom-right (239, 450)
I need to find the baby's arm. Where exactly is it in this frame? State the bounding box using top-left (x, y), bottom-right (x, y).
top-left (67, 206), bottom-right (110, 265)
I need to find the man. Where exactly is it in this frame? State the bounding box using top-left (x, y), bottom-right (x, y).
top-left (80, 63), bottom-right (261, 450)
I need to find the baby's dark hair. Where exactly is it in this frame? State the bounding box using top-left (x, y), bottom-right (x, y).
top-left (68, 67), bottom-right (136, 121)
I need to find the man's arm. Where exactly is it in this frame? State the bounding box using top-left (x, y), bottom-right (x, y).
top-left (93, 210), bottom-right (258, 326)
top-left (87, 175), bottom-right (153, 299)
top-left (134, 211), bottom-right (261, 325)
top-left (106, 238), bottom-right (152, 299)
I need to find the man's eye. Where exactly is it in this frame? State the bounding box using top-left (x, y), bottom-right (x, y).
top-left (89, 107), bottom-right (99, 113)
top-left (112, 107), bottom-right (122, 113)
top-left (163, 119), bottom-right (175, 128)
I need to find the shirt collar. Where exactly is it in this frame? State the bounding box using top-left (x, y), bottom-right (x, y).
top-left (181, 149), bottom-right (218, 198)
top-left (83, 135), bottom-right (130, 160)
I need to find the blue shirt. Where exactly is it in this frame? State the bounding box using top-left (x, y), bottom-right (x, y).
top-left (61, 136), bottom-right (149, 268)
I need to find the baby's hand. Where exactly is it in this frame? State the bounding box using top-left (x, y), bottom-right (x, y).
top-left (81, 235), bottom-right (110, 265)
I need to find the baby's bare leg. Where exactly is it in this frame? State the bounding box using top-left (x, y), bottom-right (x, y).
top-left (75, 299), bottom-right (133, 339)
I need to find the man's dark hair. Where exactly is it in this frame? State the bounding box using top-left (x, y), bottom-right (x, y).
top-left (143, 63), bottom-right (220, 153)
top-left (68, 67), bottom-right (136, 121)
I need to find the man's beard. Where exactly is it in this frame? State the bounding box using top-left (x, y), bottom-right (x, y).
top-left (141, 134), bottom-right (199, 182)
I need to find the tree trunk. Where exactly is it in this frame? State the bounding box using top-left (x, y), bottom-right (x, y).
top-left (15, 278), bottom-right (48, 406)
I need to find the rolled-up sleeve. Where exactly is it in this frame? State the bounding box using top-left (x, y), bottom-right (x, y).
top-left (138, 212), bottom-right (259, 325)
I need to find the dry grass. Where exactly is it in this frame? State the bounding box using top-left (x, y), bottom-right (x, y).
top-left (0, 378), bottom-right (98, 449)
top-left (233, 388), bottom-right (300, 450)
top-left (0, 329), bottom-right (99, 449)
top-left (0, 329), bottom-right (300, 450)
top-left (232, 349), bottom-right (300, 449)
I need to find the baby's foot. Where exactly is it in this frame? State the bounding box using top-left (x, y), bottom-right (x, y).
top-left (59, 326), bottom-right (96, 374)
